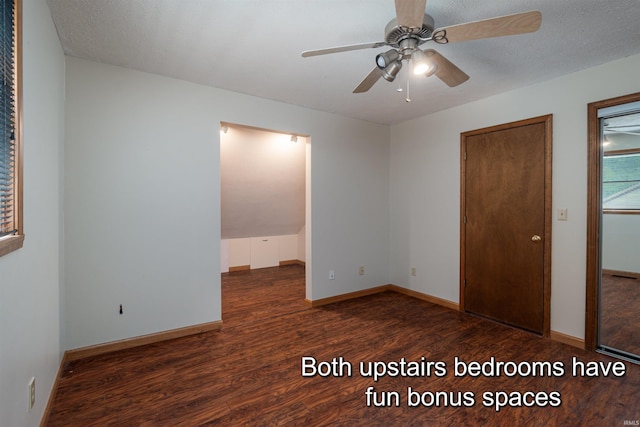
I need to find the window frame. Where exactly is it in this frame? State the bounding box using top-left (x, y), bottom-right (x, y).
top-left (0, 0), bottom-right (23, 258)
top-left (602, 148), bottom-right (640, 215)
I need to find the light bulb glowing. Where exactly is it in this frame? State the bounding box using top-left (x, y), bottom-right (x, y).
top-left (411, 49), bottom-right (431, 75)
top-left (413, 62), bottom-right (430, 75)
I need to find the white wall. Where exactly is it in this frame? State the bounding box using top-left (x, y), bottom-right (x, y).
top-left (0, 1), bottom-right (65, 425)
top-left (220, 126), bottom-right (306, 239)
top-left (227, 238), bottom-right (251, 269)
top-left (223, 234), bottom-right (303, 272)
top-left (220, 239), bottom-right (230, 273)
top-left (278, 234), bottom-right (299, 262)
top-left (64, 57), bottom-right (390, 349)
top-left (602, 214), bottom-right (640, 273)
top-left (297, 225), bottom-right (306, 262)
top-left (390, 53), bottom-right (640, 340)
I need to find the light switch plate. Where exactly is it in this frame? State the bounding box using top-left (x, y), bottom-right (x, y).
top-left (558, 208), bottom-right (568, 221)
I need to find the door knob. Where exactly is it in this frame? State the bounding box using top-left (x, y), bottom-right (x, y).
top-left (531, 235), bottom-right (542, 242)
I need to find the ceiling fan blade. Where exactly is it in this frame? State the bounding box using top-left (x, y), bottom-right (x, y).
top-left (353, 67), bottom-right (384, 93)
top-left (395, 0), bottom-right (427, 29)
top-left (302, 42), bottom-right (388, 57)
top-left (425, 50), bottom-right (469, 87)
top-left (433, 10), bottom-right (541, 44)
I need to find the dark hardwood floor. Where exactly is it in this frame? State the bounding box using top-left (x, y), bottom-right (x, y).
top-left (600, 272), bottom-right (640, 356)
top-left (221, 265), bottom-right (308, 327)
top-left (46, 265), bottom-right (640, 425)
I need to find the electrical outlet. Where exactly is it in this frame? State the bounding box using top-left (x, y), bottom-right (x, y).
top-left (329, 270), bottom-right (335, 280)
top-left (359, 266), bottom-right (365, 276)
top-left (411, 267), bottom-right (416, 277)
top-left (28, 377), bottom-right (35, 412)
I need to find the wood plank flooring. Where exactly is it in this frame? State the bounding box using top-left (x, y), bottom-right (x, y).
top-left (221, 265), bottom-right (308, 327)
top-left (600, 272), bottom-right (640, 356)
top-left (46, 266), bottom-right (640, 425)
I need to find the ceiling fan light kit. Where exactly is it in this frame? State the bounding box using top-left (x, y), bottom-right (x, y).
top-left (376, 49), bottom-right (399, 69)
top-left (410, 48), bottom-right (432, 75)
top-left (301, 0), bottom-right (542, 95)
top-left (381, 59), bottom-right (403, 82)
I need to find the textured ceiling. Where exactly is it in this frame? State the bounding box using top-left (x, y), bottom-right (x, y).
top-left (47, 0), bottom-right (640, 125)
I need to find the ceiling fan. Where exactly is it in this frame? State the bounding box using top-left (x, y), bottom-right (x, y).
top-left (301, 0), bottom-right (542, 93)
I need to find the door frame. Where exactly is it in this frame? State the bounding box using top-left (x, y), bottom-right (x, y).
top-left (459, 115), bottom-right (553, 337)
top-left (585, 92), bottom-right (640, 351)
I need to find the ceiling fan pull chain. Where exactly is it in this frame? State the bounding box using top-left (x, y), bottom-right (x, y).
top-left (405, 74), bottom-right (411, 103)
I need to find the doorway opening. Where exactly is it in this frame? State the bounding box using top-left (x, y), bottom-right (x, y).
top-left (586, 93), bottom-right (640, 364)
top-left (219, 122), bottom-right (311, 326)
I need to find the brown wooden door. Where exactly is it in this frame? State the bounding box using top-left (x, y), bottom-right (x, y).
top-left (462, 116), bottom-right (552, 335)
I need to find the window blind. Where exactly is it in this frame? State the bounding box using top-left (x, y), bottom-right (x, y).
top-left (0, 0), bottom-right (16, 238)
top-left (603, 152), bottom-right (640, 210)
